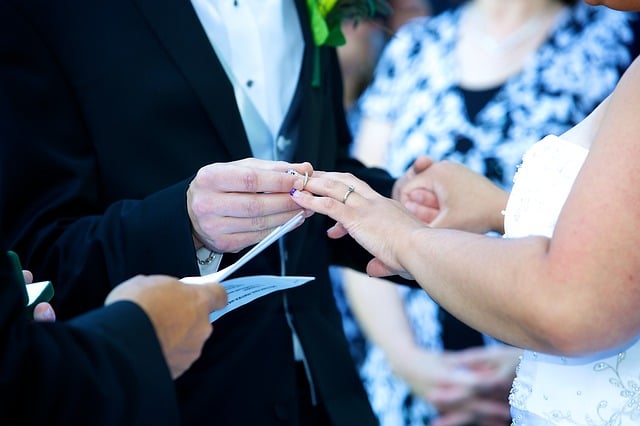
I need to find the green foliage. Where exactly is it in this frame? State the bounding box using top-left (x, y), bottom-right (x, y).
top-left (306, 0), bottom-right (392, 47)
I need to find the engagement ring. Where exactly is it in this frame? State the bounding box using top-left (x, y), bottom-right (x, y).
top-left (341, 185), bottom-right (355, 204)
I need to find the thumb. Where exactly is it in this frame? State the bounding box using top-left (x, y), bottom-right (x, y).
top-left (366, 258), bottom-right (396, 278)
top-left (412, 155), bottom-right (434, 174)
top-left (33, 302), bottom-right (56, 322)
top-left (197, 283), bottom-right (228, 312)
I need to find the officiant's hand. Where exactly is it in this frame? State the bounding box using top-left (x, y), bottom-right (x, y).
top-left (187, 158), bottom-right (313, 253)
top-left (23, 270), bottom-right (57, 322)
top-left (33, 303), bottom-right (56, 322)
top-left (105, 274), bottom-right (228, 379)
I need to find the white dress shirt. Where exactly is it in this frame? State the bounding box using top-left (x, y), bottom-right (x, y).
top-left (190, 1), bottom-right (310, 373)
top-left (190, 0), bottom-right (305, 275)
top-left (190, 0), bottom-right (304, 143)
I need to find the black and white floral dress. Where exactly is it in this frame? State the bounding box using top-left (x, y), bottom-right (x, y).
top-left (334, 3), bottom-right (640, 425)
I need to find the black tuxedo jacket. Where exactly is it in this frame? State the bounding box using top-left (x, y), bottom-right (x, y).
top-left (0, 0), bottom-right (390, 424)
top-left (0, 243), bottom-right (179, 425)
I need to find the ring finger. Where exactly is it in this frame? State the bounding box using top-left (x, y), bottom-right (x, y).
top-left (296, 171), bottom-right (365, 203)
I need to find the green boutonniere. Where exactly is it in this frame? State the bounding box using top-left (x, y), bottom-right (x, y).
top-left (306, 0), bottom-right (392, 86)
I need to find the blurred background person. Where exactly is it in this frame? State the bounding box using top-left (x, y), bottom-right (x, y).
top-left (337, 0), bottom-right (432, 136)
top-left (334, 0), bottom-right (432, 379)
top-left (332, 0), bottom-right (640, 424)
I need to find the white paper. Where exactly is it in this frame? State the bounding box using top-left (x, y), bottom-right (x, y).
top-left (208, 275), bottom-right (314, 322)
top-left (26, 281), bottom-right (51, 306)
top-left (181, 211), bottom-right (305, 286)
top-left (179, 212), bottom-right (312, 322)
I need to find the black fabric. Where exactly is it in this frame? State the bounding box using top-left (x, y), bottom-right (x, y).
top-left (0, 0), bottom-right (386, 424)
top-left (0, 242), bottom-right (179, 425)
top-left (295, 362), bottom-right (333, 426)
top-left (429, 0), bottom-right (461, 16)
top-left (458, 85), bottom-right (503, 123)
top-left (439, 308), bottom-right (485, 350)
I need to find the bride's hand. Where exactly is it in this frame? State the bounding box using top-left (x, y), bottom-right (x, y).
top-left (289, 171), bottom-right (425, 278)
top-left (392, 156), bottom-right (441, 225)
top-left (399, 160), bottom-right (509, 234)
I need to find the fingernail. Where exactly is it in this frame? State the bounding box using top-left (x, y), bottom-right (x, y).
top-left (36, 304), bottom-right (56, 321)
top-left (289, 188), bottom-right (297, 196)
top-left (43, 306), bottom-right (55, 320)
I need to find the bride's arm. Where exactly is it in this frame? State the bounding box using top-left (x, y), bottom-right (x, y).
top-left (543, 60), bottom-right (640, 353)
top-left (291, 58), bottom-right (640, 356)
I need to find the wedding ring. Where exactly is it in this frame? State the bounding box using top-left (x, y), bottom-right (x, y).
top-left (286, 169), bottom-right (309, 190)
top-left (341, 185), bottom-right (355, 204)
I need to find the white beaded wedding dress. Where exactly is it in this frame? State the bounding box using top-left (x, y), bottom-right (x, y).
top-left (502, 135), bottom-right (640, 425)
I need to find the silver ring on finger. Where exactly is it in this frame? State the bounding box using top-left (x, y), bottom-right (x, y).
top-left (341, 185), bottom-right (355, 204)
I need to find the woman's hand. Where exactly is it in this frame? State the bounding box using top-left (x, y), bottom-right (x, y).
top-left (429, 346), bottom-right (520, 426)
top-left (397, 159), bottom-right (509, 234)
top-left (290, 170), bottom-right (425, 278)
top-left (388, 345), bottom-right (515, 426)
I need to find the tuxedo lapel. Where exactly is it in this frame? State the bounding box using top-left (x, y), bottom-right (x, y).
top-left (294, 0), bottom-right (315, 65)
top-left (291, 0), bottom-right (320, 163)
top-left (132, 0), bottom-right (252, 159)
top-left (287, 0), bottom-right (327, 261)
top-left (134, 0), bottom-right (321, 265)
